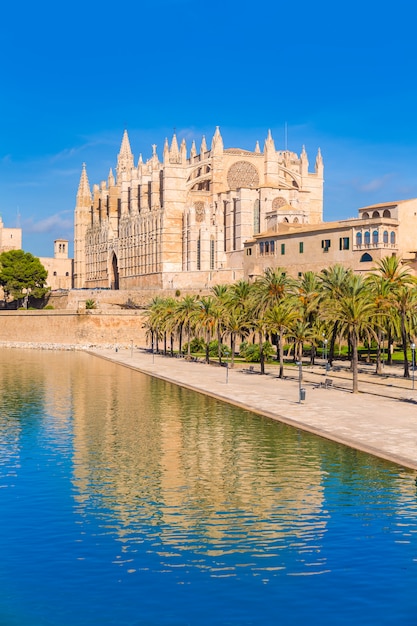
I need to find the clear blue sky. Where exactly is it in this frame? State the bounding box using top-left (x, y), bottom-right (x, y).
top-left (1, 0), bottom-right (417, 257)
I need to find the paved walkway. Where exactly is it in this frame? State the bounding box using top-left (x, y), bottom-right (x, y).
top-left (88, 347), bottom-right (417, 472)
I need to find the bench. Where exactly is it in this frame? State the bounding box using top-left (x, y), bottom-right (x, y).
top-left (324, 378), bottom-right (333, 389)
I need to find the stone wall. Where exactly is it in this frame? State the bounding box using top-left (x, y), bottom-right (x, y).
top-left (0, 310), bottom-right (148, 348)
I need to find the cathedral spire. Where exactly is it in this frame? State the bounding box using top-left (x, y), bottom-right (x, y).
top-left (116, 130), bottom-right (134, 180)
top-left (169, 133), bottom-right (180, 163)
top-left (264, 129), bottom-right (275, 153)
top-left (190, 140), bottom-right (197, 159)
top-left (315, 147), bottom-right (323, 175)
top-left (108, 168), bottom-right (115, 187)
top-left (211, 126), bottom-right (223, 155)
top-left (254, 140), bottom-right (261, 154)
top-left (200, 135), bottom-right (207, 155)
top-left (76, 163), bottom-right (92, 206)
top-left (300, 145), bottom-right (309, 176)
top-left (180, 138), bottom-right (187, 163)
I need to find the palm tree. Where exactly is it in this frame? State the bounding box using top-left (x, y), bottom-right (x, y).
top-left (371, 256), bottom-right (416, 375)
top-left (174, 295), bottom-right (199, 358)
top-left (294, 271), bottom-right (321, 364)
top-left (322, 273), bottom-right (377, 393)
top-left (195, 296), bottom-right (217, 364)
top-left (319, 264), bottom-right (353, 366)
top-left (264, 301), bottom-right (299, 378)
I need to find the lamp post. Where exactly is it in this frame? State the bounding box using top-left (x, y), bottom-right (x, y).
top-left (323, 338), bottom-right (328, 370)
top-left (297, 360), bottom-right (305, 403)
top-left (411, 343), bottom-right (415, 390)
top-left (130, 339), bottom-right (133, 358)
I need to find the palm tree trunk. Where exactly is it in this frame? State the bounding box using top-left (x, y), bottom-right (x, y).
top-left (278, 332), bottom-right (284, 378)
top-left (329, 321), bottom-right (339, 366)
top-left (387, 329), bottom-right (393, 366)
top-left (205, 329), bottom-right (210, 364)
top-left (231, 333), bottom-right (235, 368)
top-left (375, 329), bottom-right (382, 375)
top-left (187, 321), bottom-right (191, 357)
top-left (259, 331), bottom-right (265, 375)
top-left (401, 314), bottom-right (410, 378)
top-left (351, 331), bottom-right (359, 393)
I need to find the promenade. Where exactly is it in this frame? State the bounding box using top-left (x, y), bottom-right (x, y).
top-left (89, 347), bottom-right (417, 472)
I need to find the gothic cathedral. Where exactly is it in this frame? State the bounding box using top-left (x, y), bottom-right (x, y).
top-left (74, 127), bottom-right (324, 290)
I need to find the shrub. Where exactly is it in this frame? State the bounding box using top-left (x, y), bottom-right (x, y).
top-left (239, 340), bottom-right (274, 362)
top-left (182, 337), bottom-right (206, 354)
top-left (85, 299), bottom-right (97, 309)
top-left (208, 339), bottom-right (229, 357)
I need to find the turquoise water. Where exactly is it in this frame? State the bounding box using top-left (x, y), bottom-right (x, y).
top-left (1, 349), bottom-right (417, 626)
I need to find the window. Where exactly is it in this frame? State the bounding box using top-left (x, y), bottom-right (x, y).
top-left (360, 253), bottom-right (373, 262)
top-left (362, 212), bottom-right (369, 219)
top-left (253, 199), bottom-right (260, 235)
top-left (197, 236), bottom-right (201, 270)
top-left (65, 272), bottom-right (69, 276)
top-left (383, 231), bottom-right (388, 244)
top-left (210, 238), bottom-right (215, 269)
top-left (246, 247), bottom-right (252, 256)
top-left (356, 232), bottom-right (362, 246)
top-left (322, 239), bottom-right (331, 252)
top-left (53, 271), bottom-right (57, 276)
top-left (383, 209), bottom-right (391, 218)
top-left (390, 231), bottom-right (396, 245)
top-left (265, 242), bottom-right (270, 254)
top-left (281, 243), bottom-right (285, 255)
top-left (270, 241), bottom-right (275, 254)
top-left (372, 211), bottom-right (380, 218)
top-left (372, 230), bottom-right (379, 245)
top-left (364, 231), bottom-right (370, 245)
top-left (299, 241), bottom-right (304, 253)
top-left (339, 237), bottom-right (349, 250)
top-left (298, 272), bottom-right (302, 278)
top-left (259, 242), bottom-right (264, 255)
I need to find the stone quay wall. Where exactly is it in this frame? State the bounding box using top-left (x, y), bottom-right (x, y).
top-left (0, 310), bottom-right (148, 349)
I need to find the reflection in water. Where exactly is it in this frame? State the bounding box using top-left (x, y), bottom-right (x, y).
top-left (69, 355), bottom-right (330, 577)
top-left (1, 349), bottom-right (417, 626)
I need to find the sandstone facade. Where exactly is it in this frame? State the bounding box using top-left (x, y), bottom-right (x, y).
top-left (74, 128), bottom-right (324, 291)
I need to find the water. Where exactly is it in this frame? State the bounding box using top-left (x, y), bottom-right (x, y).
top-left (1, 349), bottom-right (417, 626)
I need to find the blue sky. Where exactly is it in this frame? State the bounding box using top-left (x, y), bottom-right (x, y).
top-left (1, 0), bottom-right (417, 257)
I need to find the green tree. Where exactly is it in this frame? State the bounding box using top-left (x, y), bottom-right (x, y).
top-left (322, 273), bottom-right (377, 393)
top-left (0, 250), bottom-right (49, 306)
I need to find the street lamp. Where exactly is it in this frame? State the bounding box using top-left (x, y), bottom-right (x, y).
top-left (323, 338), bottom-right (328, 369)
top-left (411, 343), bottom-right (415, 390)
top-left (297, 360), bottom-right (305, 403)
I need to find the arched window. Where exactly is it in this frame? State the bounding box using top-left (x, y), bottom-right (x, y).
top-left (372, 211), bottom-right (380, 218)
top-left (197, 234), bottom-right (201, 270)
top-left (372, 230), bottom-right (379, 244)
top-left (364, 231), bottom-right (370, 245)
top-left (360, 253), bottom-right (373, 262)
top-left (362, 212), bottom-right (369, 219)
top-left (253, 199), bottom-right (260, 235)
top-left (390, 231), bottom-right (396, 245)
top-left (293, 217), bottom-right (299, 223)
top-left (383, 231), bottom-right (389, 244)
top-left (383, 209), bottom-right (391, 218)
top-left (282, 217), bottom-right (289, 223)
top-left (356, 232), bottom-right (362, 246)
top-left (210, 237), bottom-right (215, 270)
